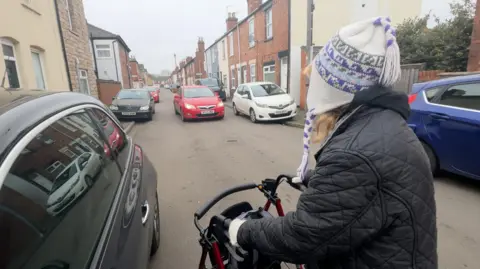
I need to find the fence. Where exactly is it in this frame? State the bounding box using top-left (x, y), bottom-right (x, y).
top-left (97, 79), bottom-right (121, 105)
top-left (393, 63), bottom-right (425, 94)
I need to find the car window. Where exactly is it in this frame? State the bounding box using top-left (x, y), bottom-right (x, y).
top-left (117, 90), bottom-right (149, 100)
top-left (0, 110), bottom-right (122, 269)
top-left (183, 87), bottom-right (215, 98)
top-left (425, 87), bottom-right (441, 102)
top-left (434, 83), bottom-right (480, 111)
top-left (236, 86), bottom-right (244, 94)
top-left (88, 108), bottom-right (129, 171)
top-left (250, 83), bottom-right (286, 97)
top-left (78, 153), bottom-right (92, 170)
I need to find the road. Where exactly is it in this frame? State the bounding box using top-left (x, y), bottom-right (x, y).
top-left (129, 89), bottom-right (480, 269)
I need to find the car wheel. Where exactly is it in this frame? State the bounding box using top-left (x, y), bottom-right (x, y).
top-left (174, 104), bottom-right (179, 115)
top-left (150, 192), bottom-right (161, 256)
top-left (232, 103), bottom-right (239, 116)
top-left (421, 142), bottom-right (438, 175)
top-left (181, 111), bottom-right (187, 122)
top-left (85, 176), bottom-right (93, 187)
top-left (249, 108), bottom-right (257, 123)
top-left (148, 112), bottom-right (153, 121)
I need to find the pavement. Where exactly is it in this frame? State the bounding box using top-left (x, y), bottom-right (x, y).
top-left (128, 90), bottom-right (480, 269)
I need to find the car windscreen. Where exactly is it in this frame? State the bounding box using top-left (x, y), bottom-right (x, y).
top-left (116, 90), bottom-right (149, 99)
top-left (198, 78), bottom-right (219, 87)
top-left (250, 84), bottom-right (286, 97)
top-left (184, 87), bottom-right (215, 98)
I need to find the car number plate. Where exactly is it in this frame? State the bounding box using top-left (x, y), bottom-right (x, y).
top-left (122, 112), bottom-right (136, 116)
top-left (201, 110), bottom-right (214, 115)
top-left (275, 110), bottom-right (287, 114)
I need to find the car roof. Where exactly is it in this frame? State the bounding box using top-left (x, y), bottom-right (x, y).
top-left (182, 85), bottom-right (209, 88)
top-left (0, 90), bottom-right (106, 162)
top-left (413, 74), bottom-right (480, 92)
top-left (240, 82), bottom-right (276, 86)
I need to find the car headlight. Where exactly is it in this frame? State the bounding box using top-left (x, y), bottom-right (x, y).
top-left (217, 101), bottom-right (224, 107)
top-left (139, 105), bottom-right (149, 111)
top-left (110, 105), bottom-right (118, 110)
top-left (289, 99), bottom-right (295, 105)
top-left (255, 102), bottom-right (268, 108)
top-left (184, 103), bottom-right (196, 109)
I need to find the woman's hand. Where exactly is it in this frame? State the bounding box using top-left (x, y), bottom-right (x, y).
top-left (228, 218), bottom-right (246, 247)
top-left (292, 169), bottom-right (315, 186)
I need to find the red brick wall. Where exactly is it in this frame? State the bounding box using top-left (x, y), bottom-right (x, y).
top-left (118, 46), bottom-right (132, 88)
top-left (247, 0), bottom-right (262, 14)
top-left (97, 80), bottom-right (121, 105)
top-left (227, 0), bottom-right (289, 86)
top-left (468, 0), bottom-right (480, 71)
top-left (129, 60), bottom-right (139, 81)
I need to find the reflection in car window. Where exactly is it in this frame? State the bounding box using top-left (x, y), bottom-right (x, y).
top-left (250, 83), bottom-right (286, 97)
top-left (89, 108), bottom-right (129, 171)
top-left (0, 109), bottom-right (122, 269)
top-left (436, 83), bottom-right (480, 111)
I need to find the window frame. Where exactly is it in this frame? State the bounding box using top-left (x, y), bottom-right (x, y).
top-left (31, 49), bottom-right (46, 90)
top-left (1, 38), bottom-right (21, 88)
top-left (228, 33), bottom-right (234, 56)
top-left (265, 8), bottom-right (273, 39)
top-left (65, 0), bottom-right (73, 31)
top-left (230, 67), bottom-right (236, 89)
top-left (79, 69), bottom-right (90, 95)
top-left (95, 44), bottom-right (112, 59)
top-left (222, 40), bottom-right (226, 59)
top-left (250, 64), bottom-right (256, 82)
top-left (248, 18), bottom-right (255, 48)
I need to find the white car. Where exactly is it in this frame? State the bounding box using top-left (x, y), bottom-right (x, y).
top-left (232, 82), bottom-right (297, 122)
top-left (46, 152), bottom-right (103, 215)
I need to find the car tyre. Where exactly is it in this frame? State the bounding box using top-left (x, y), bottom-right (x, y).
top-left (181, 111), bottom-right (187, 122)
top-left (421, 142), bottom-right (438, 175)
top-left (232, 103), bottom-right (239, 116)
top-left (249, 108), bottom-right (257, 123)
top-left (85, 176), bottom-right (93, 187)
top-left (150, 192), bottom-right (161, 256)
top-left (148, 112), bottom-right (153, 121)
top-left (174, 105), bottom-right (179, 115)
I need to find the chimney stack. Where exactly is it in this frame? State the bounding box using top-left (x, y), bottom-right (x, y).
top-left (247, 0), bottom-right (262, 14)
top-left (226, 12), bottom-right (238, 31)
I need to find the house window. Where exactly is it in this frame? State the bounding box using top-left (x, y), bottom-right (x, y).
top-left (250, 64), bottom-right (256, 82)
top-left (249, 18), bottom-right (255, 47)
top-left (263, 64), bottom-right (275, 83)
top-left (31, 50), bottom-right (46, 89)
top-left (1, 40), bottom-right (20, 88)
top-left (59, 146), bottom-right (77, 159)
top-left (229, 33), bottom-right (234, 56)
top-left (222, 40), bottom-right (226, 59)
top-left (79, 69), bottom-right (89, 94)
top-left (231, 67), bottom-right (236, 88)
top-left (65, 0), bottom-right (77, 31)
top-left (46, 161), bottom-right (65, 174)
top-left (95, 44), bottom-right (111, 58)
top-left (265, 8), bottom-right (273, 39)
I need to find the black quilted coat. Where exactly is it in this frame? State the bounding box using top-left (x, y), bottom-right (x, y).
top-left (237, 86), bottom-right (438, 269)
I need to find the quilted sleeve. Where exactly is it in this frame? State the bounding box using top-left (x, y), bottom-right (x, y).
top-left (237, 150), bottom-right (382, 264)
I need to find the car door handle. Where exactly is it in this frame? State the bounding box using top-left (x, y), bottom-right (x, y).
top-left (141, 200), bottom-right (149, 225)
top-left (431, 113), bottom-right (450, 120)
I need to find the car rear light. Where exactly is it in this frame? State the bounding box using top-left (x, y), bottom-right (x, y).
top-left (408, 93), bottom-right (418, 104)
top-left (214, 92), bottom-right (219, 96)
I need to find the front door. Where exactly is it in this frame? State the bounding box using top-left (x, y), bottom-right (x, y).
top-left (280, 57), bottom-right (288, 90)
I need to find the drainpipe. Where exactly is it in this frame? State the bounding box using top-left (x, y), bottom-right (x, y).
top-left (287, 0), bottom-right (291, 94)
top-left (90, 34), bottom-right (99, 78)
top-left (53, 0), bottom-right (73, 91)
top-left (236, 20), bottom-right (241, 85)
top-left (112, 40), bottom-right (120, 84)
top-left (125, 51), bottom-right (132, 88)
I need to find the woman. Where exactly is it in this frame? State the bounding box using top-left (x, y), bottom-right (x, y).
top-left (228, 17), bottom-right (438, 268)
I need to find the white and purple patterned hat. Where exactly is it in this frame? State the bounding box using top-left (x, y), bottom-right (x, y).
top-left (296, 16), bottom-right (401, 181)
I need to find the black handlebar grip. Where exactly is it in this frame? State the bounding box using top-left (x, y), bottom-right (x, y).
top-left (194, 183), bottom-right (258, 220)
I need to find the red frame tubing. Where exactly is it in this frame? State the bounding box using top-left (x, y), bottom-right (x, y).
top-left (264, 200), bottom-right (272, 211)
top-left (211, 242), bottom-right (226, 269)
top-left (275, 199), bottom-right (285, 217)
top-left (198, 246), bottom-right (208, 269)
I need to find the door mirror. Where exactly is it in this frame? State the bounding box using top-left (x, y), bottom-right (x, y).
top-left (174, 94), bottom-right (181, 99)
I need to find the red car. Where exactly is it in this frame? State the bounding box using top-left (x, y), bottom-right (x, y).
top-left (145, 88), bottom-right (160, 103)
top-left (102, 119), bottom-right (124, 157)
top-left (173, 85), bottom-right (225, 121)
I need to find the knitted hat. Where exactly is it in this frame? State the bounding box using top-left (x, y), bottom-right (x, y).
top-left (296, 16), bottom-right (401, 181)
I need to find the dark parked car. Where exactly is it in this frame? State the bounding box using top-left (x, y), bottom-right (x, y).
top-left (407, 74), bottom-right (480, 180)
top-left (195, 78), bottom-right (226, 101)
top-left (0, 90), bottom-right (160, 269)
top-left (110, 89), bottom-right (155, 121)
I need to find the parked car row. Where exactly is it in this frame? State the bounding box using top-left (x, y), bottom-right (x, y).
top-left (407, 74), bottom-right (479, 181)
top-left (110, 89), bottom-right (157, 121)
top-left (0, 91), bottom-right (160, 269)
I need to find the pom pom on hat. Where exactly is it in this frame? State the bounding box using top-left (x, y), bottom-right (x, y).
top-left (296, 16), bottom-right (401, 182)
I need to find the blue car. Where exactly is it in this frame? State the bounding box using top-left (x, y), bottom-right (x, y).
top-left (407, 74), bottom-right (480, 180)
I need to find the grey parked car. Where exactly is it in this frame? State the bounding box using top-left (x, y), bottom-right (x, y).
top-left (110, 89), bottom-right (156, 121)
top-left (0, 90), bottom-right (160, 269)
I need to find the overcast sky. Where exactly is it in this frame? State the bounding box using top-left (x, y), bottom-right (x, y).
top-left (84, 0), bottom-right (452, 74)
